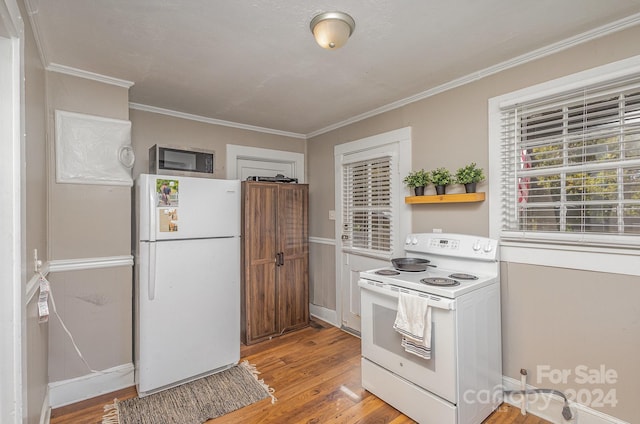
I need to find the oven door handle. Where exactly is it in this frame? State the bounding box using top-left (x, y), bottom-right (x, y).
top-left (358, 279), bottom-right (455, 311)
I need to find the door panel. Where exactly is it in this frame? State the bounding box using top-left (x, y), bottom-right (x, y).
top-left (278, 255), bottom-right (309, 331)
top-left (341, 253), bottom-right (387, 332)
top-left (277, 184), bottom-right (309, 331)
top-left (247, 262), bottom-right (278, 339)
top-left (278, 184), bottom-right (308, 256)
top-left (334, 129), bottom-right (411, 334)
top-left (242, 183), bottom-right (279, 342)
top-left (245, 183), bottom-right (278, 262)
top-left (137, 237), bottom-right (240, 393)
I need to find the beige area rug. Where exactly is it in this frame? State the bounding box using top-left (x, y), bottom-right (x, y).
top-left (102, 361), bottom-right (276, 424)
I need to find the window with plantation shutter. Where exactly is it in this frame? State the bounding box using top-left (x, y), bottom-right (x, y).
top-left (342, 156), bottom-right (393, 256)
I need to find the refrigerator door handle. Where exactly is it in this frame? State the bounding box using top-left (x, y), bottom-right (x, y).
top-left (149, 181), bottom-right (156, 242)
top-left (149, 242), bottom-right (157, 300)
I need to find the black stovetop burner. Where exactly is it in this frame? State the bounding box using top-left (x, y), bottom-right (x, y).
top-left (420, 277), bottom-right (460, 287)
top-left (375, 269), bottom-right (401, 276)
top-left (448, 273), bottom-right (478, 280)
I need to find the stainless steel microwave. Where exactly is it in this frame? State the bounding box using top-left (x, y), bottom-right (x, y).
top-left (149, 145), bottom-right (215, 178)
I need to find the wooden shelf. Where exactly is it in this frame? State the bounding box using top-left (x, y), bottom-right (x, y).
top-left (405, 192), bottom-right (485, 204)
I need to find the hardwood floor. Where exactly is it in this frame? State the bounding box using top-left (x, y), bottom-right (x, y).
top-left (51, 320), bottom-right (550, 424)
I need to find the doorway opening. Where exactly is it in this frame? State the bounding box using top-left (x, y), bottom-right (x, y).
top-left (334, 127), bottom-right (411, 333)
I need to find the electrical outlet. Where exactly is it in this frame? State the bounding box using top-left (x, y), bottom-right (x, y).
top-left (433, 228), bottom-right (442, 233)
top-left (329, 210), bottom-right (336, 220)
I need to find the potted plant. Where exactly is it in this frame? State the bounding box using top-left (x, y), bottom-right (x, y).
top-left (430, 167), bottom-right (453, 195)
top-left (454, 162), bottom-right (485, 193)
top-left (403, 169), bottom-right (430, 196)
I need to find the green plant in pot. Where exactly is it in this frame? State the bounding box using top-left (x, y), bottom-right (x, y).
top-left (454, 162), bottom-right (485, 193)
top-left (403, 169), bottom-right (430, 196)
top-left (430, 167), bottom-right (452, 195)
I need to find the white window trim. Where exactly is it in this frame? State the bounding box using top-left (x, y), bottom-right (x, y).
top-left (489, 54), bottom-right (640, 277)
top-left (335, 126), bottom-right (412, 259)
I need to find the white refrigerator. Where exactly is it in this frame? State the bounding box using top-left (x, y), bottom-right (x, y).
top-left (134, 174), bottom-right (241, 397)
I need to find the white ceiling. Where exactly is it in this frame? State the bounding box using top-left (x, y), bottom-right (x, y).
top-left (25, 0), bottom-right (640, 137)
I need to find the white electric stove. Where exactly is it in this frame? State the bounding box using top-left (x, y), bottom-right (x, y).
top-left (358, 233), bottom-right (503, 424)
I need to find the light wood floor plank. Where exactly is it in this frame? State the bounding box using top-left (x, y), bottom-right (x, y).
top-left (50, 320), bottom-right (551, 424)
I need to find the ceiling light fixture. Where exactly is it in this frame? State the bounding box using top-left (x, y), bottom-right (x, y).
top-left (310, 11), bottom-right (355, 50)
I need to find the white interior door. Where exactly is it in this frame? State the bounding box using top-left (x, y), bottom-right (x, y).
top-left (226, 144), bottom-right (305, 182)
top-left (334, 128), bottom-right (412, 334)
top-left (237, 158), bottom-right (294, 180)
top-left (340, 253), bottom-right (387, 333)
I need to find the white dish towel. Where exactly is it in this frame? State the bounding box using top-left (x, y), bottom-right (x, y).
top-left (393, 291), bottom-right (432, 359)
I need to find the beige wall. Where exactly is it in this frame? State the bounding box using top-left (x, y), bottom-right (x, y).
top-left (47, 73), bottom-right (131, 260)
top-left (501, 263), bottom-right (639, 421)
top-left (308, 25), bottom-right (640, 239)
top-left (307, 25), bottom-right (640, 421)
top-left (22, 0), bottom-right (48, 420)
top-left (38, 73), bottom-right (309, 387)
top-left (129, 109), bottom-right (306, 180)
top-left (46, 72), bottom-right (133, 382)
top-left (47, 267), bottom-right (133, 381)
top-left (309, 242), bottom-right (336, 310)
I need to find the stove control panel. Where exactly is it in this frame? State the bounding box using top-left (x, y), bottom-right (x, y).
top-left (404, 233), bottom-right (498, 261)
top-left (429, 238), bottom-right (460, 250)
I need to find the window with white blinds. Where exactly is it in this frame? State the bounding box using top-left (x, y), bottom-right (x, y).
top-left (342, 156), bottom-right (393, 256)
top-left (499, 75), bottom-right (640, 244)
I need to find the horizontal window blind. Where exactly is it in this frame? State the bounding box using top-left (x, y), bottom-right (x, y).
top-left (500, 74), bottom-right (640, 241)
top-left (342, 156), bottom-right (393, 256)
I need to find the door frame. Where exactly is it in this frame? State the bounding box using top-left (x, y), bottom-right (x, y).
top-left (226, 144), bottom-right (305, 183)
top-left (0, 1), bottom-right (24, 422)
top-left (334, 127), bottom-right (412, 332)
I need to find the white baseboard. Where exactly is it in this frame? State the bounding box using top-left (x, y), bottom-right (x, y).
top-left (48, 362), bottom-right (134, 408)
top-left (309, 304), bottom-right (339, 327)
top-left (502, 376), bottom-right (629, 424)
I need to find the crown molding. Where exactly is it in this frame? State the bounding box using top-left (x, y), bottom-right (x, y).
top-left (46, 63), bottom-right (134, 88)
top-left (306, 12), bottom-right (640, 138)
top-left (129, 102), bottom-right (306, 139)
top-left (22, 1), bottom-right (640, 140)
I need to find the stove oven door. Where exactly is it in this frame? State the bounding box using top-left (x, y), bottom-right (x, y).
top-left (359, 279), bottom-right (457, 403)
